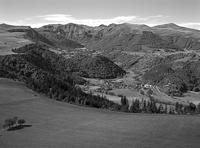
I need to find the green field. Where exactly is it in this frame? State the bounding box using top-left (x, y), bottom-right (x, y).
top-left (0, 78), bottom-right (200, 148)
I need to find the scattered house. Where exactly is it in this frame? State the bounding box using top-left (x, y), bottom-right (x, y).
top-left (164, 82), bottom-right (172, 87)
top-left (144, 84), bottom-right (152, 89)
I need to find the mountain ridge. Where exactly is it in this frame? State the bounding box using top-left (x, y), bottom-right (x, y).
top-left (37, 22), bottom-right (200, 51)
top-left (1, 22), bottom-right (200, 105)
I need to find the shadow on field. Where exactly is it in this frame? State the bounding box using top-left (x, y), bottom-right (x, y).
top-left (7, 125), bottom-right (32, 131)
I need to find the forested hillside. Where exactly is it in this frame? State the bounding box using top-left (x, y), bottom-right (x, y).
top-left (0, 44), bottom-right (120, 109)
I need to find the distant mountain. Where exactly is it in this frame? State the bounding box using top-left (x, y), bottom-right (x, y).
top-left (37, 23), bottom-right (200, 87)
top-left (153, 23), bottom-right (200, 33)
top-left (1, 22), bottom-right (200, 100)
top-left (2, 22), bottom-right (200, 54)
top-left (0, 23), bottom-right (83, 53)
top-left (153, 23), bottom-right (183, 29)
top-left (38, 23), bottom-right (200, 51)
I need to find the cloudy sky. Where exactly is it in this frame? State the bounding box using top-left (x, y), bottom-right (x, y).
top-left (0, 0), bottom-right (200, 29)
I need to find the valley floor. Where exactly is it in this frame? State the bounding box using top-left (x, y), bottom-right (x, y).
top-left (0, 78), bottom-right (200, 148)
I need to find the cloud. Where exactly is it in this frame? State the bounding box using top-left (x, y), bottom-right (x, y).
top-left (24, 14), bottom-right (170, 27)
top-left (0, 14), bottom-right (171, 27)
top-left (38, 14), bottom-right (73, 22)
top-left (3, 14), bottom-right (199, 30)
top-left (37, 14), bottom-right (138, 26)
top-left (178, 22), bottom-right (200, 30)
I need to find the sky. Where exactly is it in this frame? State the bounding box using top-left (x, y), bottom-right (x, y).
top-left (0, 0), bottom-right (200, 29)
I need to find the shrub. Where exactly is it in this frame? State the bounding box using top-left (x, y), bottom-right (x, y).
top-left (17, 119), bottom-right (26, 126)
top-left (120, 96), bottom-right (128, 106)
top-left (2, 118), bottom-right (16, 129)
top-left (120, 105), bottom-right (129, 112)
top-left (146, 89), bottom-right (153, 96)
top-left (130, 99), bottom-right (141, 113)
top-left (13, 116), bottom-right (18, 124)
top-left (139, 89), bottom-right (145, 95)
top-left (197, 103), bottom-right (200, 113)
top-left (193, 87), bottom-right (200, 92)
top-left (110, 104), bottom-right (121, 111)
top-left (2, 117), bottom-right (27, 130)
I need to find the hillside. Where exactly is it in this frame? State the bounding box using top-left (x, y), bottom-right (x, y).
top-left (0, 23), bottom-right (83, 55)
top-left (37, 22), bottom-right (200, 72)
top-left (2, 22), bottom-right (200, 56)
top-left (143, 60), bottom-right (200, 96)
top-left (38, 23), bottom-right (200, 52)
top-left (1, 23), bottom-right (200, 106)
top-left (68, 55), bottom-right (126, 79)
top-left (0, 44), bottom-right (121, 109)
top-left (37, 23), bottom-right (200, 104)
top-left (1, 78), bottom-right (200, 148)
top-left (11, 44), bottom-right (125, 79)
top-left (0, 24), bottom-right (33, 55)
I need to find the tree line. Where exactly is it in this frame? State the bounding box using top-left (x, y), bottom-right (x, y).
top-left (1, 44), bottom-right (200, 115)
top-left (120, 96), bottom-right (200, 114)
top-left (0, 53), bottom-right (118, 110)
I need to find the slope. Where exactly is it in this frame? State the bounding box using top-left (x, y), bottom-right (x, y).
top-left (38, 23), bottom-right (200, 52)
top-left (0, 78), bottom-right (200, 148)
top-left (0, 23), bottom-right (83, 56)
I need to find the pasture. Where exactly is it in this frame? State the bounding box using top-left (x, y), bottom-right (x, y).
top-left (0, 78), bottom-right (200, 148)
